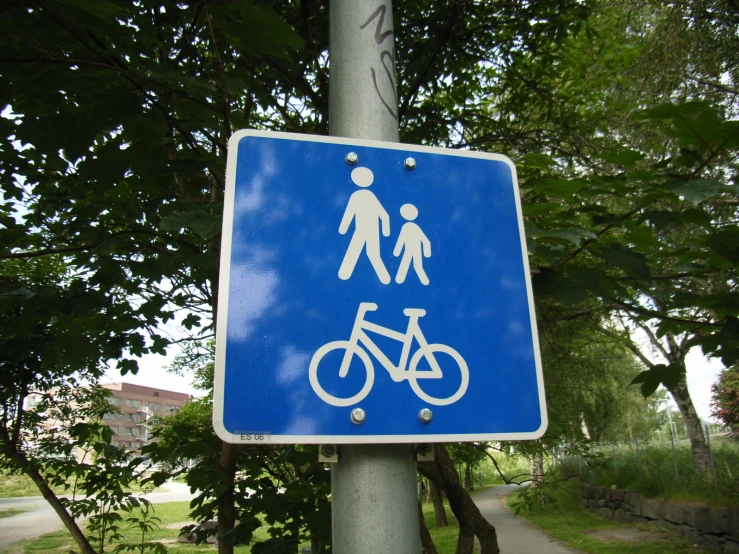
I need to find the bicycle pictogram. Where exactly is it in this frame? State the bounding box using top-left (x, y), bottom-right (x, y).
top-left (309, 302), bottom-right (469, 407)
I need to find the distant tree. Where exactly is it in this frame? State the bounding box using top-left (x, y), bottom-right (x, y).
top-left (144, 343), bottom-right (332, 551)
top-left (0, 257), bottom-right (150, 554)
top-left (712, 365), bottom-right (739, 434)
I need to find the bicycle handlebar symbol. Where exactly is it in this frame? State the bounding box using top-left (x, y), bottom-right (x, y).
top-left (309, 302), bottom-right (469, 407)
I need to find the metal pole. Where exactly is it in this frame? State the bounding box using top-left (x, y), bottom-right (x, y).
top-left (611, 440), bottom-right (616, 470)
top-left (704, 424), bottom-right (718, 487)
top-left (670, 425), bottom-right (680, 484)
top-left (328, 2), bottom-right (419, 553)
top-left (329, 0), bottom-right (400, 143)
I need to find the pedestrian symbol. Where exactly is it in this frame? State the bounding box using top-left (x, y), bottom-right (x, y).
top-left (338, 169), bottom-right (433, 286)
top-left (394, 204), bottom-right (431, 285)
top-left (338, 167), bottom-right (391, 284)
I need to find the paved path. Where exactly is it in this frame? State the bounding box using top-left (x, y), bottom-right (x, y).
top-left (3, 482), bottom-right (577, 552)
top-left (472, 484), bottom-right (578, 554)
top-left (0, 481), bottom-right (195, 549)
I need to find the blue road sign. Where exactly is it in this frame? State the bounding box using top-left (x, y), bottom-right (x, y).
top-left (214, 131), bottom-right (546, 444)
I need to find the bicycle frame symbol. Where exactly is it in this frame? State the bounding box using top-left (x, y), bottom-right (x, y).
top-left (309, 302), bottom-right (469, 407)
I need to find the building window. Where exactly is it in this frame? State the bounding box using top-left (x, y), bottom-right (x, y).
top-left (125, 427), bottom-right (139, 437)
top-left (108, 426), bottom-right (119, 434)
top-left (107, 397), bottom-right (121, 406)
top-left (164, 405), bottom-right (180, 414)
top-left (125, 413), bottom-right (140, 422)
top-left (103, 413), bottom-right (118, 420)
top-left (148, 403), bottom-right (161, 412)
top-left (125, 399), bottom-right (141, 408)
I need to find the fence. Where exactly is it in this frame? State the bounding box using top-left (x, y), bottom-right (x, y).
top-left (557, 428), bottom-right (739, 505)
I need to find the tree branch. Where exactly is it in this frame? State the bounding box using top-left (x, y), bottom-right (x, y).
top-left (471, 443), bottom-right (529, 486)
top-left (595, 326), bottom-right (656, 369)
top-left (634, 320), bottom-right (670, 362)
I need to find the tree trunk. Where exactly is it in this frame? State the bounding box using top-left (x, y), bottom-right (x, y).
top-left (418, 444), bottom-right (499, 554)
top-left (464, 463), bottom-right (473, 491)
top-left (217, 441), bottom-right (238, 554)
top-left (666, 372), bottom-right (710, 474)
top-left (429, 479), bottom-right (448, 528)
top-left (456, 523), bottom-right (475, 554)
top-left (1, 432), bottom-right (98, 554)
top-left (419, 499), bottom-right (439, 554)
top-left (529, 451), bottom-right (544, 487)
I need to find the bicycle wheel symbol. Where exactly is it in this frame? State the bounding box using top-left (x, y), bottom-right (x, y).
top-left (408, 344), bottom-right (469, 406)
top-left (309, 341), bottom-right (375, 407)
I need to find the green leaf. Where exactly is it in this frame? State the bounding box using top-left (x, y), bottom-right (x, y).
top-left (55, 0), bottom-right (122, 21)
top-left (666, 178), bottom-right (721, 205)
top-left (532, 267), bottom-right (589, 305)
top-left (707, 227), bottom-right (739, 265)
top-left (631, 364), bottom-right (681, 397)
top-left (181, 314), bottom-right (201, 331)
top-left (531, 178), bottom-right (588, 200)
top-left (117, 359), bottom-right (139, 375)
top-left (211, 4), bottom-right (304, 58)
top-left (527, 226), bottom-right (596, 246)
top-left (639, 210), bottom-right (682, 231)
top-left (636, 101), bottom-right (712, 121)
top-left (519, 153), bottom-right (559, 170)
top-left (522, 202), bottom-right (562, 216)
top-left (595, 243), bottom-right (650, 279)
top-left (597, 149), bottom-right (644, 168)
top-left (161, 208), bottom-right (222, 240)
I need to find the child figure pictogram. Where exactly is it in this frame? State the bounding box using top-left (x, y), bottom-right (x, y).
top-left (393, 203), bottom-right (431, 285)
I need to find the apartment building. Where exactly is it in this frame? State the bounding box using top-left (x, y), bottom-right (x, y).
top-left (101, 382), bottom-right (190, 450)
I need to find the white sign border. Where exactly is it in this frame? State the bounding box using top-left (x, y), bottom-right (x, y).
top-left (214, 130), bottom-right (547, 444)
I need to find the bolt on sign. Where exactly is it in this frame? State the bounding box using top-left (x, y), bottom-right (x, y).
top-left (213, 131), bottom-right (547, 444)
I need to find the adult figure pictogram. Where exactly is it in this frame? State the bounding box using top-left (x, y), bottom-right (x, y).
top-left (338, 167), bottom-right (392, 284)
top-left (393, 203), bottom-right (431, 285)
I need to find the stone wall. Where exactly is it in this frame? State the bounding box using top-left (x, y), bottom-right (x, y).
top-left (581, 485), bottom-right (739, 553)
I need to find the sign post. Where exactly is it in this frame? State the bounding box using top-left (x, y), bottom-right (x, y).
top-left (214, 1), bottom-right (547, 552)
top-left (327, 2), bottom-right (420, 553)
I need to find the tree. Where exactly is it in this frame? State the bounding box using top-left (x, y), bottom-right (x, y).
top-left (143, 345), bottom-right (332, 552)
top-left (1, 2), bottom-right (591, 552)
top-left (712, 365), bottom-right (739, 434)
top-left (418, 445), bottom-right (500, 554)
top-left (1, 2), bottom-right (311, 551)
top-left (2, 0), bottom-right (737, 549)
top-left (0, 253), bottom-right (157, 554)
top-left (483, 0), bottom-right (739, 472)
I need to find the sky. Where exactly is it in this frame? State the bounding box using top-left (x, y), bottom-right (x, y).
top-left (684, 348), bottom-right (724, 422)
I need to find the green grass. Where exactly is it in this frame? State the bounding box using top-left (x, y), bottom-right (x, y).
top-left (0, 500), bottom-right (460, 554)
top-left (0, 470), bottom-right (166, 498)
top-left (506, 480), bottom-right (711, 554)
top-left (568, 437), bottom-right (739, 507)
top-left (0, 502), bottom-right (264, 554)
top-left (422, 500), bottom-right (458, 554)
top-left (0, 471), bottom-right (67, 498)
top-left (0, 508), bottom-right (29, 519)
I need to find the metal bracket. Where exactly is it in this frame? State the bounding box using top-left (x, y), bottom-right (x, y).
top-left (319, 444), bottom-right (339, 463)
top-left (416, 444), bottom-right (434, 462)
